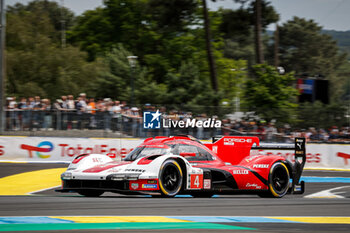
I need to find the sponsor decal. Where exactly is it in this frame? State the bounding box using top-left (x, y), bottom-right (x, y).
top-left (253, 164), bottom-right (269, 169)
top-left (147, 180), bottom-right (157, 184)
top-left (204, 179), bottom-right (211, 189)
top-left (224, 139), bottom-right (234, 146)
top-left (142, 184), bottom-right (158, 189)
top-left (143, 110), bottom-right (221, 129)
top-left (212, 146), bottom-right (218, 154)
top-left (92, 157), bottom-right (103, 163)
top-left (20, 141), bottom-right (54, 159)
top-left (131, 183), bottom-right (139, 190)
top-left (232, 170), bottom-right (249, 175)
top-left (246, 183), bottom-right (262, 189)
top-left (224, 138), bottom-right (253, 144)
top-left (190, 174), bottom-right (203, 189)
top-left (124, 169), bottom-right (146, 173)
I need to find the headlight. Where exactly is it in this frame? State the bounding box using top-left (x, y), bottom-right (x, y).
top-left (125, 174), bottom-right (140, 180)
top-left (61, 172), bottom-right (72, 180)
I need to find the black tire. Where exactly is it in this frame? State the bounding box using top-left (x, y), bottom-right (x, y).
top-left (260, 162), bottom-right (290, 198)
top-left (77, 190), bottom-right (104, 197)
top-left (158, 159), bottom-right (183, 197)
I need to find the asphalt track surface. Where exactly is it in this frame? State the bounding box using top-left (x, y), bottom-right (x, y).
top-left (1, 163), bottom-right (350, 232)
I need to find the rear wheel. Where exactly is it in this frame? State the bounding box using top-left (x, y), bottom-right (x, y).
top-left (77, 190), bottom-right (104, 197)
top-left (259, 162), bottom-right (290, 198)
top-left (158, 159), bottom-right (183, 197)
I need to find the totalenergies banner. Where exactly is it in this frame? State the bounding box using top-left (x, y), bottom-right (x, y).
top-left (0, 136), bottom-right (143, 162)
top-left (0, 136), bottom-right (350, 169)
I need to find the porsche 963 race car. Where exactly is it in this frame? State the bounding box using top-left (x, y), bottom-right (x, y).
top-left (57, 136), bottom-right (306, 198)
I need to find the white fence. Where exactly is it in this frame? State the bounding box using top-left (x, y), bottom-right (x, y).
top-left (0, 136), bottom-right (349, 170)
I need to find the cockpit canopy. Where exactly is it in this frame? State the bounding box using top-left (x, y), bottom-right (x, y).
top-left (124, 139), bottom-right (216, 162)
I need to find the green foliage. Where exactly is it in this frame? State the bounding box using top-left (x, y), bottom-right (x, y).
top-left (333, 61), bottom-right (350, 102)
top-left (323, 30), bottom-right (350, 59)
top-left (89, 44), bottom-right (168, 104)
top-left (279, 17), bottom-right (346, 77)
top-left (7, 0), bottom-right (75, 46)
top-left (244, 64), bottom-right (298, 122)
top-left (217, 1), bottom-right (279, 64)
top-left (6, 0), bottom-right (101, 99)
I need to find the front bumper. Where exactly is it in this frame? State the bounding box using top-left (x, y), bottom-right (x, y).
top-left (56, 178), bottom-right (160, 193)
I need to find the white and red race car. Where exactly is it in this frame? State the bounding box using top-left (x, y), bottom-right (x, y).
top-left (57, 135), bottom-right (305, 198)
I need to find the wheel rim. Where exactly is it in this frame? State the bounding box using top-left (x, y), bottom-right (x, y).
top-left (271, 164), bottom-right (289, 193)
top-left (161, 163), bottom-right (181, 194)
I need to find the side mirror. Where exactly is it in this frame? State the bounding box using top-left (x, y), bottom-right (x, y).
top-left (180, 152), bottom-right (196, 157)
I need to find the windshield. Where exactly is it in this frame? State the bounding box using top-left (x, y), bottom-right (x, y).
top-left (123, 142), bottom-right (215, 161)
top-left (124, 146), bottom-right (171, 161)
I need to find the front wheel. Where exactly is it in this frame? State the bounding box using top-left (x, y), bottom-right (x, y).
top-left (77, 190), bottom-right (104, 197)
top-left (158, 159), bottom-right (183, 197)
top-left (259, 162), bottom-right (290, 198)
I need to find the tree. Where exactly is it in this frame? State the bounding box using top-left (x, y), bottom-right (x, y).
top-left (7, 0), bottom-right (75, 46)
top-left (202, 0), bottom-right (218, 98)
top-left (244, 64), bottom-right (298, 123)
top-left (89, 44), bottom-right (168, 104)
top-left (218, 1), bottom-right (279, 64)
top-left (279, 17), bottom-right (346, 76)
top-left (6, 0), bottom-right (101, 99)
top-left (297, 101), bottom-right (347, 129)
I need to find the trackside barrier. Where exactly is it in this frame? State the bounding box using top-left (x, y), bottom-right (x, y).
top-left (0, 136), bottom-right (349, 169)
top-left (0, 136), bottom-right (143, 162)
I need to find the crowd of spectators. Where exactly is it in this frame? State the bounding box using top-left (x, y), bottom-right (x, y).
top-left (4, 94), bottom-right (350, 142)
top-left (5, 93), bottom-right (140, 132)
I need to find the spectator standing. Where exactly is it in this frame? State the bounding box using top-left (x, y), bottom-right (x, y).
top-left (42, 99), bottom-right (52, 130)
top-left (104, 98), bottom-right (113, 131)
top-left (111, 101), bottom-right (122, 132)
top-left (7, 97), bottom-right (19, 130)
top-left (60, 96), bottom-right (68, 129)
top-left (130, 107), bottom-right (140, 137)
top-left (87, 98), bottom-right (97, 129)
top-left (66, 95), bottom-right (75, 129)
top-left (265, 122), bottom-right (277, 142)
top-left (32, 96), bottom-right (44, 129)
top-left (256, 123), bottom-right (266, 141)
top-left (17, 97), bottom-right (28, 130)
top-left (76, 96), bottom-right (87, 129)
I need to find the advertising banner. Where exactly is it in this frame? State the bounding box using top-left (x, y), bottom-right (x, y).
top-left (258, 144), bottom-right (350, 169)
top-left (0, 136), bottom-right (350, 169)
top-left (0, 136), bottom-right (143, 162)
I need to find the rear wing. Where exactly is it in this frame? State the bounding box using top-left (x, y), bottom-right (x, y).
top-left (207, 136), bottom-right (306, 194)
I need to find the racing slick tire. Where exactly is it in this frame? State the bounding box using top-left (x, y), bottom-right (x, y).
top-left (158, 159), bottom-right (183, 197)
top-left (77, 190), bottom-right (104, 197)
top-left (259, 162), bottom-right (290, 198)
